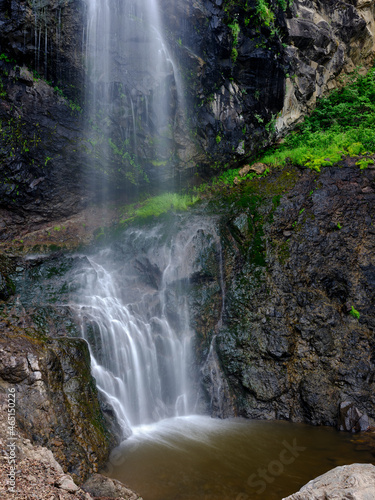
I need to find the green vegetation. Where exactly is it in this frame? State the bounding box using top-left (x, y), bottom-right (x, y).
top-left (260, 67), bottom-right (375, 171)
top-left (356, 158), bottom-right (374, 170)
top-left (120, 193), bottom-right (199, 222)
top-left (193, 164), bottom-right (270, 194)
top-left (255, 0), bottom-right (274, 26)
top-left (231, 47), bottom-right (238, 63)
top-left (228, 20), bottom-right (240, 44)
top-left (350, 306), bottom-right (360, 319)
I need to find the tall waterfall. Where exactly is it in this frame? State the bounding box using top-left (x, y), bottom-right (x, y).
top-left (73, 219), bottom-right (215, 435)
top-left (84, 0), bottom-right (182, 186)
top-left (78, 0), bottom-right (208, 437)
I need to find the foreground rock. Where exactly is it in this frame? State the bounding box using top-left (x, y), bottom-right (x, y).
top-left (0, 411), bottom-right (141, 499)
top-left (82, 474), bottom-right (142, 500)
top-left (0, 315), bottom-right (121, 483)
top-left (283, 463), bottom-right (375, 499)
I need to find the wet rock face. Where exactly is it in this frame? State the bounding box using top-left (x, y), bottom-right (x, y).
top-left (192, 164), bottom-right (375, 426)
top-left (0, 62), bottom-right (88, 241)
top-left (0, 0), bottom-right (85, 95)
top-left (0, 253), bottom-right (121, 483)
top-left (161, 0), bottom-right (287, 169)
top-left (163, 0), bottom-right (375, 170)
top-left (338, 401), bottom-right (370, 433)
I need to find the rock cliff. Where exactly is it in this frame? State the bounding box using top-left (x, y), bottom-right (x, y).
top-left (192, 161), bottom-right (375, 425)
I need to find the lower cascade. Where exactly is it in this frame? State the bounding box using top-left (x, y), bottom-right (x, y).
top-left (72, 218), bottom-right (216, 435)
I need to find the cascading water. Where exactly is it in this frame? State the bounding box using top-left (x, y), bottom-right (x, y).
top-left (78, 0), bottom-right (208, 438)
top-left (73, 219), bottom-right (216, 435)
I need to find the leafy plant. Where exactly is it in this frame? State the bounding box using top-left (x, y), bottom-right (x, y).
top-left (356, 158), bottom-right (374, 170)
top-left (350, 306), bottom-right (360, 319)
top-left (256, 0), bottom-right (274, 26)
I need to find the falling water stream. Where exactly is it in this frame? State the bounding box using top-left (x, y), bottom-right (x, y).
top-left (84, 0), bottom-right (181, 185)
top-left (74, 218), bottom-right (214, 434)
top-left (78, 1), bottom-right (375, 499)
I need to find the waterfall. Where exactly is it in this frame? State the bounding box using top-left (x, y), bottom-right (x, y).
top-left (72, 219), bottom-right (215, 435)
top-left (78, 0), bottom-right (206, 437)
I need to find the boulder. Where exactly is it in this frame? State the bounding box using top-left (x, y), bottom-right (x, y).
top-left (55, 474), bottom-right (80, 493)
top-left (338, 401), bottom-right (370, 433)
top-left (239, 163), bottom-right (268, 177)
top-left (283, 463), bottom-right (375, 500)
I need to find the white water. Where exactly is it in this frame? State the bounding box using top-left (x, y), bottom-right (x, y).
top-left (79, 0), bottom-right (217, 438)
top-left (73, 220), bottom-right (219, 435)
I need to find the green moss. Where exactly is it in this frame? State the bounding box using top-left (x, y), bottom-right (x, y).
top-left (277, 240), bottom-right (290, 265)
top-left (150, 160), bottom-right (168, 167)
top-left (119, 192), bottom-right (199, 222)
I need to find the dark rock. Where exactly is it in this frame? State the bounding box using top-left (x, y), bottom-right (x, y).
top-left (0, 272), bottom-right (15, 300)
top-left (338, 401), bottom-right (370, 433)
top-left (191, 164), bottom-right (375, 425)
top-left (0, 0), bottom-right (374, 234)
top-left (0, 326), bottom-right (120, 484)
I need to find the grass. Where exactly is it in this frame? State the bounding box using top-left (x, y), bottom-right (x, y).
top-left (120, 193), bottom-right (200, 222)
top-left (260, 66), bottom-right (375, 171)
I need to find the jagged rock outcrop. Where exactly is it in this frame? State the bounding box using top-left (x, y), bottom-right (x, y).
top-left (0, 62), bottom-right (87, 241)
top-left (164, 0), bottom-right (375, 168)
top-left (0, 0), bottom-right (85, 95)
top-left (0, 307), bottom-right (120, 483)
top-left (0, 393), bottom-right (139, 498)
top-left (276, 0), bottom-right (375, 133)
top-left (283, 463), bottom-right (375, 500)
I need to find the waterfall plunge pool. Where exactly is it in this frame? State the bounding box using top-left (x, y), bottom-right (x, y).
top-left (105, 415), bottom-right (374, 500)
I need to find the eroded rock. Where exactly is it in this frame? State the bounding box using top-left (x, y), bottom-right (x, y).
top-left (0, 328), bottom-right (120, 483)
top-left (192, 163), bottom-right (375, 424)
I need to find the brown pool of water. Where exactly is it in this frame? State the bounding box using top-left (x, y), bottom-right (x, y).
top-left (106, 416), bottom-right (375, 500)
